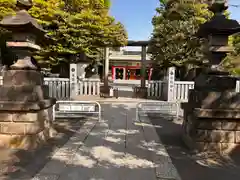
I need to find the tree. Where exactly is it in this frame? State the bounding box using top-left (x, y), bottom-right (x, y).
top-left (148, 0), bottom-right (212, 79)
top-left (51, 0), bottom-right (126, 59)
top-left (223, 34), bottom-right (240, 75)
top-left (0, 0), bottom-right (127, 67)
top-left (0, 0), bottom-right (15, 20)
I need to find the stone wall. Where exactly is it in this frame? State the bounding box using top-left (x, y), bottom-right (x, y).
top-left (182, 107), bottom-right (240, 153)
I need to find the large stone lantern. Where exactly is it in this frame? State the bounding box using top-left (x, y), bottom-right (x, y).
top-left (0, 0), bottom-right (56, 149)
top-left (182, 1), bottom-right (240, 154)
top-left (195, 1), bottom-right (240, 90)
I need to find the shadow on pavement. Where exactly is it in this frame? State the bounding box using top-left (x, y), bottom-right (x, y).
top-left (0, 118), bottom-right (87, 180)
top-left (148, 114), bottom-right (240, 180)
top-left (28, 103), bottom-right (163, 180)
top-left (4, 102), bottom-right (240, 180)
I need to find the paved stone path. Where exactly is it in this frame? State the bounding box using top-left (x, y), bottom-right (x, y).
top-left (32, 102), bottom-right (181, 180)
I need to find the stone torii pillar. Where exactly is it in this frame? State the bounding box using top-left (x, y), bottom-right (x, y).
top-left (104, 47), bottom-right (110, 88)
top-left (128, 40), bottom-right (149, 98)
top-left (141, 45), bottom-right (147, 88)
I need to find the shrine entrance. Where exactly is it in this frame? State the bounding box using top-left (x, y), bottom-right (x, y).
top-left (114, 67), bottom-right (125, 79)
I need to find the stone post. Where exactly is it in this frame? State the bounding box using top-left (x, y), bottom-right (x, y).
top-left (167, 67), bottom-right (175, 102)
top-left (140, 45), bottom-right (147, 88)
top-left (70, 63), bottom-right (78, 98)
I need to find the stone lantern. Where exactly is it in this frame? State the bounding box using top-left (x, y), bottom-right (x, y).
top-left (0, 0), bottom-right (56, 149)
top-left (182, 1), bottom-right (240, 153)
top-left (195, 1), bottom-right (240, 90)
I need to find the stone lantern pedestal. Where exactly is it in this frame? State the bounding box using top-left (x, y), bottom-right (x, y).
top-left (0, 1), bottom-right (56, 150)
top-left (182, 2), bottom-right (240, 154)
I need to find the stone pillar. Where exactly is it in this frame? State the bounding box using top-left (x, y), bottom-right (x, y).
top-left (70, 63), bottom-right (78, 98)
top-left (167, 67), bottom-right (175, 102)
top-left (101, 47), bottom-right (111, 97)
top-left (104, 47), bottom-right (110, 88)
top-left (140, 45), bottom-right (147, 88)
top-left (133, 45), bottom-right (148, 98)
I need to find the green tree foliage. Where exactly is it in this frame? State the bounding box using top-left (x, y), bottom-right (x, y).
top-left (223, 34), bottom-right (240, 75)
top-left (0, 0), bottom-right (15, 20)
top-left (219, 8), bottom-right (240, 75)
top-left (149, 0), bottom-right (212, 70)
top-left (0, 0), bottom-right (127, 66)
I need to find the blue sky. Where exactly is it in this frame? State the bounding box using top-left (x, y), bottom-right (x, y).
top-left (110, 0), bottom-right (240, 41)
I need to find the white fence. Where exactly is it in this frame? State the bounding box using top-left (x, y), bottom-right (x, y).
top-left (0, 75), bottom-right (239, 102)
top-left (45, 78), bottom-right (238, 101)
top-left (44, 77), bottom-right (70, 100)
top-left (0, 76), bottom-right (100, 100)
top-left (77, 78), bottom-right (100, 96)
top-left (148, 80), bottom-right (240, 102)
top-left (236, 80), bottom-right (240, 93)
top-left (147, 80), bottom-right (164, 98)
top-left (174, 81), bottom-right (195, 102)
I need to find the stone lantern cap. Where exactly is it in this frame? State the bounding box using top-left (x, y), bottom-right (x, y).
top-left (0, 0), bottom-right (51, 49)
top-left (207, 0), bottom-right (228, 13)
top-left (17, 0), bottom-right (33, 10)
top-left (197, 0), bottom-right (240, 38)
top-left (0, 10), bottom-right (45, 36)
top-left (197, 14), bottom-right (240, 38)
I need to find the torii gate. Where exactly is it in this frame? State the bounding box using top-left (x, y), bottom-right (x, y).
top-left (103, 40), bottom-right (149, 89)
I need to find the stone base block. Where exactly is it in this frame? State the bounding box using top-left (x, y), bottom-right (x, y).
top-left (194, 74), bottom-right (237, 91)
top-left (188, 90), bottom-right (240, 109)
top-left (195, 130), bottom-right (235, 143)
top-left (0, 121), bottom-right (45, 135)
top-left (182, 106), bottom-right (240, 154)
top-left (0, 108), bottom-right (53, 134)
top-left (0, 128), bottom-right (50, 150)
top-left (0, 109), bottom-right (52, 123)
top-left (182, 134), bottom-right (240, 154)
top-left (194, 108), bottom-right (240, 119)
top-left (0, 106), bottom-right (54, 150)
top-left (0, 99), bottom-right (55, 111)
top-left (0, 85), bottom-right (49, 101)
top-left (3, 70), bottom-right (43, 86)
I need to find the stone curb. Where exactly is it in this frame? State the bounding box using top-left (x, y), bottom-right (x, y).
top-left (99, 100), bottom-right (165, 103)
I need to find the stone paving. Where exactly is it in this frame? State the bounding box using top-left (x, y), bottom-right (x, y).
top-left (32, 102), bottom-right (181, 180)
top-left (149, 114), bottom-right (240, 180)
